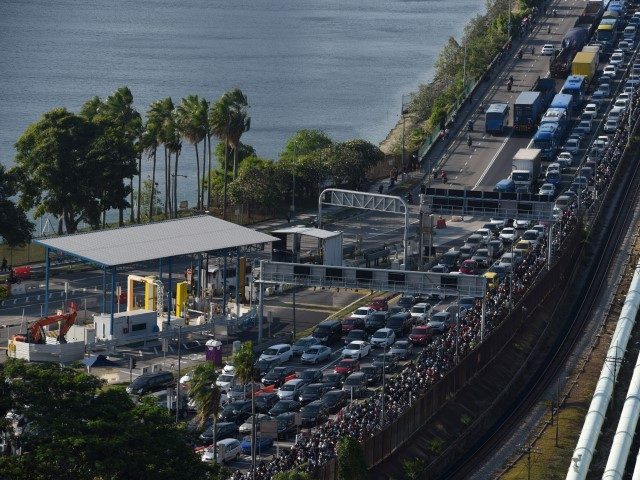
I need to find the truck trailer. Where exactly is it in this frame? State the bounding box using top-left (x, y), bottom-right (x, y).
top-left (572, 51), bottom-right (598, 82)
top-left (514, 91), bottom-right (543, 132)
top-left (485, 103), bottom-right (510, 134)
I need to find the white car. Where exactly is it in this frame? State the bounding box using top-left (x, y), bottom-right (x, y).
top-left (557, 152), bottom-right (573, 168)
top-left (584, 103), bottom-right (598, 116)
top-left (605, 117), bottom-right (620, 133)
top-left (547, 162), bottom-right (561, 174)
top-left (603, 64), bottom-right (618, 78)
top-left (342, 340), bottom-right (372, 359)
top-left (202, 438), bottom-right (241, 463)
top-left (618, 40), bottom-right (632, 52)
top-left (370, 328), bottom-right (396, 348)
top-left (614, 98), bottom-right (629, 111)
top-left (277, 378), bottom-right (306, 400)
top-left (410, 303), bottom-right (431, 323)
top-left (498, 253), bottom-right (516, 270)
top-left (300, 345), bottom-right (332, 364)
top-left (499, 227), bottom-right (518, 243)
top-left (597, 135), bottom-right (610, 148)
top-left (239, 414), bottom-right (269, 435)
top-left (532, 224), bottom-right (546, 238)
top-left (216, 371), bottom-right (236, 393)
top-left (538, 183), bottom-right (556, 196)
top-left (541, 44), bottom-right (555, 55)
top-left (521, 229), bottom-right (541, 246)
top-left (350, 307), bottom-right (375, 320)
top-left (258, 344), bottom-right (293, 363)
top-left (514, 219), bottom-right (529, 230)
top-left (608, 107), bottom-right (625, 123)
top-left (610, 52), bottom-right (625, 66)
top-left (474, 228), bottom-right (492, 244)
top-left (179, 371), bottom-right (194, 385)
top-left (564, 137), bottom-right (580, 154)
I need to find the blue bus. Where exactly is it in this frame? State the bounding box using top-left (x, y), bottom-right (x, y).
top-left (550, 93), bottom-right (574, 115)
top-left (485, 103), bottom-right (510, 134)
top-left (561, 75), bottom-right (587, 106)
top-left (540, 108), bottom-right (569, 138)
top-left (533, 123), bottom-right (562, 160)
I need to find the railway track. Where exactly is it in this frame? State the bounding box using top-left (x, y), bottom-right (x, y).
top-left (442, 134), bottom-right (640, 479)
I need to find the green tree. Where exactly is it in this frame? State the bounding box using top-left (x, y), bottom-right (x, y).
top-left (280, 129), bottom-right (333, 162)
top-left (336, 436), bottom-right (368, 480)
top-left (0, 360), bottom-right (215, 480)
top-left (228, 156), bottom-right (285, 214)
top-left (402, 458), bottom-right (427, 479)
top-left (233, 341), bottom-right (258, 470)
top-left (273, 470), bottom-right (311, 480)
top-left (188, 362), bottom-right (222, 459)
top-left (176, 95), bottom-right (208, 210)
top-left (142, 112), bottom-right (162, 221)
top-left (136, 177), bottom-right (163, 219)
top-left (0, 165), bottom-right (33, 246)
top-left (148, 98), bottom-right (177, 218)
top-left (323, 139), bottom-right (384, 189)
top-left (13, 108), bottom-right (99, 234)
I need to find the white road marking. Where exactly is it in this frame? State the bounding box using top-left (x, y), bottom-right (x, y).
top-left (474, 132), bottom-right (512, 189)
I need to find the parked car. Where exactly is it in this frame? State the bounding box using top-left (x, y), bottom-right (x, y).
top-left (341, 316), bottom-right (365, 333)
top-left (268, 399), bottom-right (301, 417)
top-left (202, 438), bottom-right (242, 463)
top-left (297, 383), bottom-right (328, 405)
top-left (262, 366), bottom-right (296, 388)
top-left (219, 400), bottom-right (252, 424)
top-left (360, 364), bottom-right (383, 385)
top-left (239, 413), bottom-right (270, 435)
top-left (274, 412), bottom-right (297, 440)
top-left (291, 336), bottom-right (321, 356)
top-left (277, 379), bottom-right (306, 400)
top-left (321, 372), bottom-right (344, 390)
top-left (254, 393), bottom-right (280, 414)
top-left (344, 329), bottom-right (367, 345)
top-left (370, 327), bottom-right (396, 347)
top-left (199, 421), bottom-right (239, 444)
top-left (342, 372), bottom-right (368, 398)
top-left (258, 344), bottom-right (293, 363)
top-left (410, 303), bottom-right (431, 323)
top-left (409, 325), bottom-right (433, 345)
top-left (300, 400), bottom-right (329, 427)
top-left (312, 320), bottom-right (342, 344)
top-left (321, 389), bottom-right (349, 414)
top-left (126, 371), bottom-right (174, 395)
top-left (298, 368), bottom-right (323, 386)
top-left (389, 340), bottom-right (413, 360)
top-left (227, 382), bottom-right (264, 402)
top-left (240, 435), bottom-right (273, 455)
top-left (300, 345), bottom-right (332, 364)
top-left (254, 357), bottom-right (282, 377)
top-left (342, 340), bottom-right (372, 359)
top-left (334, 358), bottom-right (360, 376)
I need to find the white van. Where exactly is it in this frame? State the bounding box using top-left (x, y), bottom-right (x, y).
top-left (624, 26), bottom-right (637, 41)
top-left (202, 438), bottom-right (241, 463)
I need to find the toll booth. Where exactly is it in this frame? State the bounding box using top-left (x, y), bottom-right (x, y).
top-left (271, 226), bottom-right (343, 266)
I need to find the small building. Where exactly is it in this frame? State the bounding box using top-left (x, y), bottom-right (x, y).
top-left (93, 309), bottom-right (159, 341)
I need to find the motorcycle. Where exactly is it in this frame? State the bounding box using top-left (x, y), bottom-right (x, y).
top-left (518, 49), bottom-right (523, 60)
top-left (467, 135), bottom-right (473, 148)
top-left (507, 80), bottom-right (513, 91)
top-left (467, 120), bottom-right (474, 132)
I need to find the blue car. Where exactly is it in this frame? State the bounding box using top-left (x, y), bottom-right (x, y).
top-left (240, 435), bottom-right (274, 455)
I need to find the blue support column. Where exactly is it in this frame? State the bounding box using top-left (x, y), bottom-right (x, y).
top-left (110, 267), bottom-right (116, 336)
top-left (197, 253), bottom-right (203, 298)
top-left (235, 247), bottom-right (241, 317)
top-left (102, 269), bottom-right (107, 314)
top-left (222, 251), bottom-right (228, 316)
top-left (167, 257), bottom-right (173, 326)
top-left (44, 247), bottom-right (50, 316)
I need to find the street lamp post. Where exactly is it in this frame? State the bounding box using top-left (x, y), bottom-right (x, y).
top-left (291, 143), bottom-right (297, 216)
top-left (455, 291), bottom-right (461, 365)
top-left (381, 345), bottom-right (387, 427)
top-left (171, 173), bottom-right (188, 219)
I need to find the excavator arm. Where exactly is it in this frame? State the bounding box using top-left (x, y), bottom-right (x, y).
top-left (22, 307), bottom-right (78, 344)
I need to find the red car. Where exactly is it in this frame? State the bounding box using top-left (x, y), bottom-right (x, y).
top-left (369, 296), bottom-right (390, 311)
top-left (459, 259), bottom-right (478, 275)
top-left (341, 316), bottom-right (365, 333)
top-left (408, 325), bottom-right (433, 345)
top-left (334, 358), bottom-right (360, 376)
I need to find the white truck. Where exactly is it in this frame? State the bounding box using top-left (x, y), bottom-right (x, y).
top-left (511, 148), bottom-right (542, 193)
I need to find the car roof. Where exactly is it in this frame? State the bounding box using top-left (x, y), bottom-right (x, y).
top-left (270, 343), bottom-right (291, 349)
top-left (347, 340), bottom-right (366, 345)
top-left (218, 438), bottom-right (239, 445)
top-left (376, 327), bottom-right (393, 333)
top-left (413, 302), bottom-right (429, 307)
top-left (284, 378), bottom-right (305, 385)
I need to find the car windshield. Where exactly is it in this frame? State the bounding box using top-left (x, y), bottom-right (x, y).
top-left (301, 371), bottom-right (318, 381)
top-left (219, 374), bottom-right (234, 383)
top-left (346, 342), bottom-right (361, 350)
top-left (412, 306), bottom-right (426, 313)
top-left (227, 401), bottom-right (246, 410)
top-left (303, 385), bottom-right (322, 394)
top-left (305, 347), bottom-right (321, 354)
top-left (344, 376), bottom-right (363, 386)
top-left (295, 338), bottom-right (315, 347)
top-left (323, 374), bottom-right (340, 383)
top-left (361, 366), bottom-right (378, 374)
top-left (263, 348), bottom-right (278, 356)
top-left (411, 327), bottom-right (425, 335)
top-left (372, 331), bottom-right (387, 338)
top-left (281, 383), bottom-right (297, 391)
top-left (394, 342), bottom-right (408, 349)
top-left (302, 404), bottom-right (321, 413)
top-left (337, 360), bottom-right (352, 367)
top-left (503, 228), bottom-right (514, 235)
top-left (354, 308), bottom-right (368, 315)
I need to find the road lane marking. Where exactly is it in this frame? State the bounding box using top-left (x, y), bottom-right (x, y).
top-left (473, 132), bottom-right (512, 189)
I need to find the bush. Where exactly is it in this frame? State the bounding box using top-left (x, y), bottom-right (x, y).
top-left (0, 285), bottom-right (8, 301)
top-left (337, 436), bottom-right (368, 480)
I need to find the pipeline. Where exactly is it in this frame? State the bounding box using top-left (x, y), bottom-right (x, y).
top-left (566, 262), bottom-right (640, 480)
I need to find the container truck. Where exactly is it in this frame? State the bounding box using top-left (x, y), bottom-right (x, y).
top-left (510, 148), bottom-right (542, 192)
top-left (540, 108), bottom-right (569, 138)
top-left (485, 103), bottom-right (510, 134)
top-left (571, 51), bottom-right (598, 83)
top-left (531, 77), bottom-right (556, 109)
top-left (550, 93), bottom-right (574, 114)
top-left (513, 91), bottom-right (543, 132)
top-left (582, 44), bottom-right (601, 65)
top-left (533, 123), bottom-right (562, 160)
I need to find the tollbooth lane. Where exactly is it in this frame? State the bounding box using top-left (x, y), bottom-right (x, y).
top-left (437, 0), bottom-right (589, 191)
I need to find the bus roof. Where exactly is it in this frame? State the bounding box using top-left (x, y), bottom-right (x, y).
top-left (551, 93), bottom-right (572, 109)
top-left (598, 23), bottom-right (615, 31)
top-left (487, 103), bottom-right (509, 114)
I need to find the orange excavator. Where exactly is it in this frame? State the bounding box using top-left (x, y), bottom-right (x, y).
top-left (12, 305), bottom-right (78, 344)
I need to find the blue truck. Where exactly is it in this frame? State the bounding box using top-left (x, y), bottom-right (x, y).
top-left (531, 77), bottom-right (557, 108)
top-left (550, 93), bottom-right (574, 115)
top-left (485, 103), bottom-right (510, 134)
top-left (540, 107), bottom-right (569, 139)
top-left (514, 91), bottom-right (544, 132)
top-left (533, 123), bottom-right (562, 160)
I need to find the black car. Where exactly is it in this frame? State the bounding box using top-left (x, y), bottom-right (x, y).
top-left (268, 399), bottom-right (301, 417)
top-left (297, 383), bottom-right (327, 405)
top-left (199, 421), bottom-right (239, 444)
top-left (320, 390), bottom-right (349, 414)
top-left (388, 306), bottom-right (411, 319)
top-left (254, 393), bottom-right (279, 414)
top-left (344, 329), bottom-right (367, 345)
top-left (219, 400), bottom-right (252, 424)
top-left (300, 400), bottom-right (329, 428)
top-left (360, 364), bottom-right (383, 385)
top-left (254, 357), bottom-right (282, 377)
top-left (262, 366), bottom-right (296, 388)
top-left (365, 311), bottom-right (388, 333)
top-left (386, 313), bottom-right (412, 337)
top-left (321, 372), bottom-right (344, 390)
top-left (373, 354), bottom-right (397, 373)
top-left (396, 295), bottom-right (416, 309)
top-left (275, 412), bottom-right (297, 440)
top-left (298, 368), bottom-right (323, 386)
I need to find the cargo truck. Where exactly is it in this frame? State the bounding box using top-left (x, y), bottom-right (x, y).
top-left (533, 123), bottom-right (563, 160)
top-left (582, 44), bottom-right (601, 65)
top-left (513, 91), bottom-right (543, 132)
top-left (531, 77), bottom-right (556, 109)
top-left (540, 108), bottom-right (569, 138)
top-left (550, 93), bottom-right (574, 115)
top-left (510, 148), bottom-right (542, 192)
top-left (571, 51), bottom-right (598, 83)
top-left (485, 103), bottom-right (510, 134)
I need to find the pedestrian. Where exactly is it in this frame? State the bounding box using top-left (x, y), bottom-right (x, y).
top-left (1, 257), bottom-right (6, 273)
top-left (378, 184), bottom-right (384, 194)
top-left (286, 212), bottom-right (291, 223)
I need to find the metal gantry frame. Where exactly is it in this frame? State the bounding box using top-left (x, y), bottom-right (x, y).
top-left (318, 188), bottom-right (410, 270)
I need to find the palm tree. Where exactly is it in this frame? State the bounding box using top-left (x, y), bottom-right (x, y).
top-left (141, 118), bottom-right (161, 221)
top-left (149, 98), bottom-right (176, 218)
top-left (102, 87), bottom-right (142, 225)
top-left (209, 88), bottom-right (251, 219)
top-left (233, 341), bottom-right (258, 473)
top-left (188, 363), bottom-right (221, 460)
top-left (176, 95), bottom-right (208, 211)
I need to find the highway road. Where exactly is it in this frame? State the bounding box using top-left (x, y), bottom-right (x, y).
top-left (437, 0), bottom-right (589, 191)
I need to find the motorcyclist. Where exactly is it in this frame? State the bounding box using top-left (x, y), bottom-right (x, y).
top-left (547, 25), bottom-right (551, 34)
top-left (467, 134), bottom-right (473, 148)
top-left (553, 8), bottom-right (557, 16)
top-left (467, 120), bottom-right (474, 132)
top-left (531, 46), bottom-right (535, 55)
top-left (479, 102), bottom-right (485, 114)
top-left (518, 48), bottom-right (523, 59)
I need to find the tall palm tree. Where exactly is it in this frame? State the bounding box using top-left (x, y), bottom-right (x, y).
top-left (149, 98), bottom-right (176, 218)
top-left (188, 363), bottom-right (221, 460)
top-left (141, 118), bottom-right (161, 220)
top-left (102, 87), bottom-right (142, 225)
top-left (209, 88), bottom-right (251, 219)
top-left (233, 341), bottom-right (258, 473)
top-left (176, 95), bottom-right (208, 211)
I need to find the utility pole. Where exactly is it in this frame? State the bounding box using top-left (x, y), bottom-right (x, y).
top-left (176, 326), bottom-right (182, 423)
top-left (518, 443), bottom-right (540, 480)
